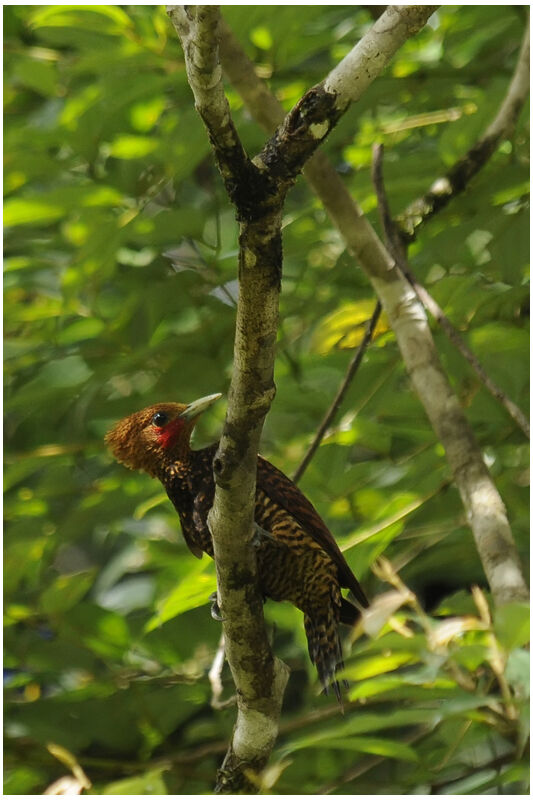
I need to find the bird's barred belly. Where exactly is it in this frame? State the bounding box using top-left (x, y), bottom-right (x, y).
top-left (254, 490), bottom-right (341, 614)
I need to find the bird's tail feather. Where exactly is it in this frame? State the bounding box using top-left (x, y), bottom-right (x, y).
top-left (304, 609), bottom-right (346, 706)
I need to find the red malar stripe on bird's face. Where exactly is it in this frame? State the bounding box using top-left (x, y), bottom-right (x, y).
top-left (155, 418), bottom-right (185, 450)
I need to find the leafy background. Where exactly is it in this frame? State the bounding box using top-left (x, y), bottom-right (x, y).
top-left (4, 5), bottom-right (529, 795)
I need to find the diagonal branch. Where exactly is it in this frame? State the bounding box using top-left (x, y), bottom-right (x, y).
top-left (370, 143), bottom-right (529, 606)
top-left (166, 6), bottom-right (239, 152)
top-left (397, 15), bottom-right (530, 240)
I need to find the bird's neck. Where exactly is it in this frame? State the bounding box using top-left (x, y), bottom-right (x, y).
top-left (157, 440), bottom-right (218, 486)
top-left (152, 427), bottom-right (194, 480)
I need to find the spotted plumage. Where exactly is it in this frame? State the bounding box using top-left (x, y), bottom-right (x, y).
top-left (105, 396), bottom-right (368, 699)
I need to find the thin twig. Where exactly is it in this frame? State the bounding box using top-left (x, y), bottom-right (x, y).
top-left (396, 16), bottom-right (530, 241)
top-left (372, 143), bottom-right (529, 439)
top-left (208, 633), bottom-right (236, 710)
top-left (292, 301), bottom-right (382, 484)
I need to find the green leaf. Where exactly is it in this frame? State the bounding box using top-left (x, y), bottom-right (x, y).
top-left (56, 318), bottom-right (106, 345)
top-left (101, 769), bottom-right (167, 795)
top-left (41, 571), bottom-right (96, 615)
top-left (97, 576), bottom-right (155, 615)
top-left (312, 299), bottom-right (389, 354)
top-left (348, 674), bottom-right (406, 700)
top-left (32, 355), bottom-right (94, 390)
top-left (4, 197), bottom-right (64, 226)
top-left (29, 5), bottom-right (133, 35)
top-left (304, 735), bottom-right (419, 762)
top-left (63, 604), bottom-right (131, 659)
top-left (468, 322), bottom-right (529, 356)
top-left (504, 648), bottom-right (530, 700)
top-left (343, 651), bottom-right (418, 680)
top-left (250, 26), bottom-right (273, 50)
top-left (13, 57), bottom-right (58, 97)
top-left (130, 96), bottom-right (166, 133)
top-left (3, 766), bottom-right (46, 795)
top-left (4, 186), bottom-right (123, 227)
top-left (282, 708), bottom-right (440, 756)
top-left (144, 559), bottom-right (217, 632)
top-left (494, 603), bottom-right (530, 651)
top-left (108, 135), bottom-right (158, 159)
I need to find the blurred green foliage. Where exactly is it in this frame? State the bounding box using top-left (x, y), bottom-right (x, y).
top-left (4, 5), bottom-right (529, 794)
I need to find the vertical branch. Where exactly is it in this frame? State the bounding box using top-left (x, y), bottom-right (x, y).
top-left (167, 7), bottom-right (288, 793)
top-left (209, 209), bottom-right (289, 793)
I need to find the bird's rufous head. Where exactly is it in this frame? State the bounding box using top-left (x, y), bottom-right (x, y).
top-left (105, 393), bottom-right (221, 477)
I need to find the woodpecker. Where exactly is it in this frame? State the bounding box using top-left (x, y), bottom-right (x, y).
top-left (105, 393), bottom-right (368, 698)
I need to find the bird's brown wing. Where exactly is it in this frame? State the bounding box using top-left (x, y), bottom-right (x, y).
top-left (256, 455), bottom-right (368, 608)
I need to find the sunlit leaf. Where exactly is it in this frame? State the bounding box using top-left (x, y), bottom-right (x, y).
top-left (4, 197), bottom-right (64, 226)
top-left (29, 5), bottom-right (133, 35)
top-left (300, 735), bottom-right (419, 761)
top-left (250, 26), bottom-right (273, 50)
top-left (108, 135), bottom-right (158, 159)
top-left (312, 300), bottom-right (389, 354)
top-left (343, 650), bottom-right (418, 680)
top-left (130, 96), bottom-right (166, 133)
top-left (144, 559), bottom-right (217, 631)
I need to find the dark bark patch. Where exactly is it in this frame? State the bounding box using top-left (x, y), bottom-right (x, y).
top-left (259, 83), bottom-right (343, 187)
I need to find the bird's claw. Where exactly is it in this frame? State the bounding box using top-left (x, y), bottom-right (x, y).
top-left (209, 591), bottom-right (225, 622)
top-left (252, 523), bottom-right (277, 548)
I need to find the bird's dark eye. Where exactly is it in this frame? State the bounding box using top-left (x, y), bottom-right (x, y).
top-left (152, 411), bottom-right (169, 427)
